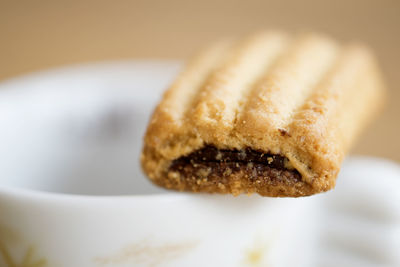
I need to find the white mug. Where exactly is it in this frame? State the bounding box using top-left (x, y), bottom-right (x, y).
top-left (0, 62), bottom-right (398, 267)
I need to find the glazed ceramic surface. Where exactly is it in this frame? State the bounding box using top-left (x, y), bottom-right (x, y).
top-left (0, 62), bottom-right (399, 267)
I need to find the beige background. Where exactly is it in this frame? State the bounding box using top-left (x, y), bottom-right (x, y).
top-left (0, 0), bottom-right (399, 162)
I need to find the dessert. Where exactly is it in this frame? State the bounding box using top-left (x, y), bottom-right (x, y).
top-left (141, 31), bottom-right (385, 197)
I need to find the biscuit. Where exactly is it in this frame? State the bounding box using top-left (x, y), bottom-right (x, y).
top-left (141, 31), bottom-right (385, 197)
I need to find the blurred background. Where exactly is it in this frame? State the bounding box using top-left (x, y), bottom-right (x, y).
top-left (0, 0), bottom-right (399, 161)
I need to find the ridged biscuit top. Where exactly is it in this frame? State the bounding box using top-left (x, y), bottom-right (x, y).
top-left (144, 30), bottom-right (385, 187)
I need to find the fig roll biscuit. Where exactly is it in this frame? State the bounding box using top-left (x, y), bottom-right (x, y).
top-left (141, 31), bottom-right (385, 197)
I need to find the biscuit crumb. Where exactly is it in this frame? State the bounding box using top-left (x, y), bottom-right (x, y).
top-left (217, 183), bottom-right (226, 190)
top-left (196, 168), bottom-right (211, 177)
top-left (168, 172), bottom-right (180, 181)
top-left (239, 150), bottom-right (247, 160)
top-left (223, 168), bottom-right (233, 176)
top-left (278, 128), bottom-right (291, 137)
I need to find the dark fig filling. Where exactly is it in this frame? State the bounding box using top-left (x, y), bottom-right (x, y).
top-left (169, 145), bottom-right (302, 184)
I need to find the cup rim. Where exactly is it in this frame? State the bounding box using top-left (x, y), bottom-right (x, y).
top-left (0, 183), bottom-right (191, 203)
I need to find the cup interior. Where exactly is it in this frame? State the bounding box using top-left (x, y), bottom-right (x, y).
top-left (0, 62), bottom-right (181, 196)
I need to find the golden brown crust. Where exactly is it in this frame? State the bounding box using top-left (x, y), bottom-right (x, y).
top-left (141, 31), bottom-right (386, 197)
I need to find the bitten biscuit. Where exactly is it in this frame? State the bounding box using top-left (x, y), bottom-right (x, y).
top-left (141, 31), bottom-right (385, 197)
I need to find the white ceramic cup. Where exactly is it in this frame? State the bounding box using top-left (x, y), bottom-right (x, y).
top-left (0, 62), bottom-right (318, 267)
top-left (0, 62), bottom-right (398, 267)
